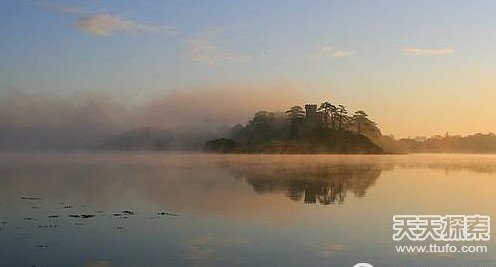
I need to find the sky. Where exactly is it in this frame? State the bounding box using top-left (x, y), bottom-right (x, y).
top-left (1, 0), bottom-right (496, 138)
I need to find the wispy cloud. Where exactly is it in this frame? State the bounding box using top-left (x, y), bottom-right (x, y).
top-left (309, 46), bottom-right (353, 60)
top-left (402, 47), bottom-right (455, 56)
top-left (74, 14), bottom-right (178, 36)
top-left (184, 28), bottom-right (252, 65)
top-left (41, 2), bottom-right (177, 36)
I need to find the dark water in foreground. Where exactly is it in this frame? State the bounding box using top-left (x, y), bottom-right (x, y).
top-left (0, 153), bottom-right (495, 267)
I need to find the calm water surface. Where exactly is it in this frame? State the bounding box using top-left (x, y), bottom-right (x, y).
top-left (0, 153), bottom-right (495, 267)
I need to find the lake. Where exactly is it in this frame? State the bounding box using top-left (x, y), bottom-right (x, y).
top-left (0, 153), bottom-right (495, 267)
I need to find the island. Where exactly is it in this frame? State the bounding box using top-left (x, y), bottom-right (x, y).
top-left (204, 102), bottom-right (384, 154)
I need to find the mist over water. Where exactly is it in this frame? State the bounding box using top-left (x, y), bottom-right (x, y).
top-left (0, 84), bottom-right (303, 150)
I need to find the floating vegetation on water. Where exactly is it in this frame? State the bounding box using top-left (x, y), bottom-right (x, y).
top-left (122, 210), bottom-right (135, 215)
top-left (38, 225), bottom-right (58, 228)
top-left (68, 214), bottom-right (96, 219)
top-left (21, 197), bottom-right (41, 200)
top-left (157, 212), bottom-right (179, 217)
top-left (113, 210), bottom-right (135, 218)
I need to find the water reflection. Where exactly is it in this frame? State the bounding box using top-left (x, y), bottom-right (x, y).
top-left (1, 154), bottom-right (496, 267)
top-left (223, 162), bottom-right (385, 204)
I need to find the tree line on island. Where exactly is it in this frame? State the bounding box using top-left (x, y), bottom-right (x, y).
top-left (3, 90), bottom-right (496, 153)
top-left (94, 100), bottom-right (496, 154)
top-left (205, 101), bottom-right (384, 154)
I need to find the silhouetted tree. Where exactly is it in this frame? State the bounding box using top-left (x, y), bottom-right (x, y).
top-left (229, 124), bottom-right (244, 137)
top-left (350, 111), bottom-right (380, 137)
top-left (330, 104), bottom-right (339, 130)
top-left (286, 106), bottom-right (305, 138)
top-left (336, 105), bottom-right (350, 130)
top-left (253, 111), bottom-right (274, 128)
top-left (318, 101), bottom-right (335, 128)
top-left (352, 110), bottom-right (368, 134)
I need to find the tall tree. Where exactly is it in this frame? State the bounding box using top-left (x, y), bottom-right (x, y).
top-left (336, 105), bottom-right (350, 130)
top-left (286, 106), bottom-right (305, 138)
top-left (318, 101), bottom-right (335, 128)
top-left (253, 111), bottom-right (274, 131)
top-left (352, 110), bottom-right (368, 134)
top-left (330, 104), bottom-right (338, 130)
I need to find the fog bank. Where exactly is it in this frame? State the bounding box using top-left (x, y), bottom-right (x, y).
top-left (0, 83), bottom-right (303, 150)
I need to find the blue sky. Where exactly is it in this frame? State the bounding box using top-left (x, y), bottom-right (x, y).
top-left (1, 0), bottom-right (496, 137)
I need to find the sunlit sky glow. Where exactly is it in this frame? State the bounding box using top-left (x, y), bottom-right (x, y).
top-left (1, 0), bottom-right (496, 138)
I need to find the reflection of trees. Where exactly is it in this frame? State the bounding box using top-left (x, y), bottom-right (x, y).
top-left (223, 163), bottom-right (383, 205)
top-left (3, 154), bottom-right (496, 210)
